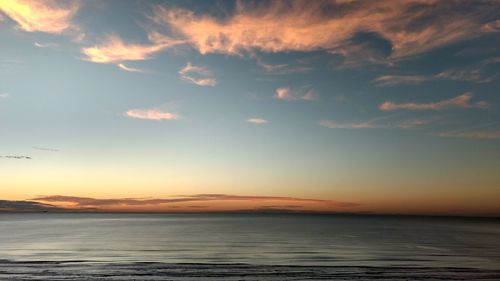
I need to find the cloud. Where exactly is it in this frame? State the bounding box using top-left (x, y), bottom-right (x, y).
top-left (256, 58), bottom-right (311, 74)
top-left (0, 155), bottom-right (32, 160)
top-left (436, 130), bottom-right (500, 140)
top-left (320, 116), bottom-right (432, 130)
top-left (373, 75), bottom-right (431, 87)
top-left (150, 1), bottom-right (498, 61)
top-left (380, 93), bottom-right (488, 111)
top-left (32, 146), bottom-right (59, 152)
top-left (32, 194), bottom-right (359, 210)
top-left (329, 35), bottom-right (394, 68)
top-left (0, 92), bottom-right (9, 98)
top-left (0, 199), bottom-right (60, 212)
top-left (374, 56), bottom-right (500, 86)
top-left (274, 87), bottom-right (316, 101)
top-left (374, 67), bottom-right (497, 87)
top-left (435, 123), bottom-right (500, 139)
top-left (433, 68), bottom-right (494, 83)
top-left (301, 89), bottom-right (318, 101)
top-left (126, 108), bottom-right (179, 121)
top-left (247, 118), bottom-right (268, 125)
top-left (34, 42), bottom-right (58, 48)
top-left (117, 63), bottom-right (144, 73)
top-left (0, 59), bottom-right (24, 74)
top-left (482, 19), bottom-right (500, 32)
top-left (274, 87), bottom-right (293, 100)
top-left (178, 62), bottom-right (217, 86)
top-left (81, 34), bottom-right (181, 63)
top-left (0, 0), bottom-right (78, 33)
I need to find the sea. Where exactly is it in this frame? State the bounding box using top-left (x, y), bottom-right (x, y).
top-left (0, 213), bottom-right (499, 280)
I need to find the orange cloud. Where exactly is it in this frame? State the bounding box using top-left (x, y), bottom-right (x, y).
top-left (82, 34), bottom-right (181, 63)
top-left (380, 93), bottom-right (488, 111)
top-left (31, 194), bottom-right (360, 212)
top-left (247, 118), bottom-right (268, 125)
top-left (0, 0), bottom-right (78, 33)
top-left (126, 109), bottom-right (179, 121)
top-left (150, 1), bottom-right (497, 60)
top-left (178, 62), bottom-right (216, 86)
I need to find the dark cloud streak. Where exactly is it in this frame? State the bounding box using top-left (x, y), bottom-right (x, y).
top-left (0, 155), bottom-right (32, 160)
top-left (0, 200), bottom-right (61, 212)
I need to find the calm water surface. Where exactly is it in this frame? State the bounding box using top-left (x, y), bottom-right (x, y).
top-left (0, 213), bottom-right (499, 269)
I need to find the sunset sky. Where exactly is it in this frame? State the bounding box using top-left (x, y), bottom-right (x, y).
top-left (0, 0), bottom-right (499, 216)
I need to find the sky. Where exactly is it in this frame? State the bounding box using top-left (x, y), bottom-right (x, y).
top-left (0, 0), bottom-right (499, 216)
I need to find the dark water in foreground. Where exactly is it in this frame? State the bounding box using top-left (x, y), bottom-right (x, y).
top-left (0, 213), bottom-right (499, 269)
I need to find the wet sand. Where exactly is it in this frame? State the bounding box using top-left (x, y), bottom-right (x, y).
top-left (1, 260), bottom-right (500, 280)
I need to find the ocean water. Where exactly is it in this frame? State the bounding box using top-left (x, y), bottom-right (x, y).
top-left (0, 213), bottom-right (499, 270)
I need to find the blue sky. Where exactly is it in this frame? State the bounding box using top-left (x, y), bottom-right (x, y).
top-left (0, 0), bottom-right (499, 215)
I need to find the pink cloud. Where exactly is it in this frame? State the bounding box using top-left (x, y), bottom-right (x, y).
top-left (247, 118), bottom-right (269, 125)
top-left (373, 62), bottom-right (497, 87)
top-left (380, 93), bottom-right (488, 111)
top-left (274, 87), bottom-right (316, 101)
top-left (178, 62), bottom-right (216, 86)
top-left (126, 109), bottom-right (179, 121)
top-left (274, 87), bottom-right (293, 100)
top-left (320, 117), bottom-right (432, 130)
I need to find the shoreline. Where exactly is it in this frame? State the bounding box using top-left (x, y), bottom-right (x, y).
top-left (1, 260), bottom-right (500, 280)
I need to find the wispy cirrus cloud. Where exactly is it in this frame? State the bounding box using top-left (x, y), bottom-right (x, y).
top-left (32, 146), bottom-right (58, 152)
top-left (437, 130), bottom-right (500, 140)
top-left (373, 58), bottom-right (500, 86)
top-left (117, 63), bottom-right (144, 73)
top-left (435, 122), bottom-right (500, 140)
top-left (256, 58), bottom-right (311, 75)
top-left (32, 194), bottom-right (360, 210)
top-left (0, 59), bottom-right (24, 74)
top-left (373, 75), bottom-right (432, 87)
top-left (320, 116), bottom-right (432, 130)
top-left (274, 87), bottom-right (317, 101)
top-left (150, 1), bottom-right (499, 61)
top-left (247, 118), bottom-right (268, 125)
top-left (380, 93), bottom-right (488, 111)
top-left (178, 62), bottom-right (216, 87)
top-left (34, 42), bottom-right (58, 48)
top-left (126, 108), bottom-right (179, 121)
top-left (0, 0), bottom-right (79, 34)
top-left (81, 34), bottom-right (182, 64)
